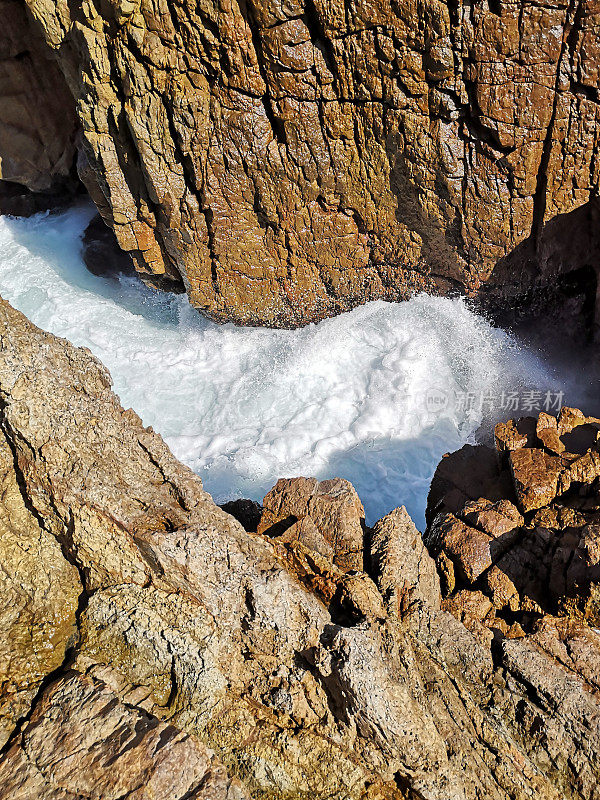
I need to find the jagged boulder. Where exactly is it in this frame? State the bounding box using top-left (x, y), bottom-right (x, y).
top-left (257, 476), bottom-right (367, 570)
top-left (370, 505), bottom-right (441, 614)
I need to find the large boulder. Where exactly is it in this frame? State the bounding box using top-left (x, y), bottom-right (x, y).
top-left (370, 505), bottom-right (441, 613)
top-left (1, 0), bottom-right (598, 325)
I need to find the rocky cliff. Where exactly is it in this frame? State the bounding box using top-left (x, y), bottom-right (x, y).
top-left (1, 0), bottom-right (599, 325)
top-left (1, 295), bottom-right (600, 798)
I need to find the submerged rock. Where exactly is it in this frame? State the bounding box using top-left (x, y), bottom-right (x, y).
top-left (1, 1), bottom-right (599, 326)
top-left (1, 295), bottom-right (600, 799)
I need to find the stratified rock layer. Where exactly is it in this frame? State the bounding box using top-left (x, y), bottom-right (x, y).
top-left (1, 295), bottom-right (600, 799)
top-left (4, 0), bottom-right (600, 324)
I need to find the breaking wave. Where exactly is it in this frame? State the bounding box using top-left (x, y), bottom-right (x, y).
top-left (0, 203), bottom-right (581, 527)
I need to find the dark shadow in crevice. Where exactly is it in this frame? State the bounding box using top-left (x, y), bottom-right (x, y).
top-left (0, 177), bottom-right (85, 217)
top-left (480, 197), bottom-right (600, 345)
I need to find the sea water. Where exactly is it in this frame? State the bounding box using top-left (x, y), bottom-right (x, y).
top-left (0, 203), bottom-right (578, 528)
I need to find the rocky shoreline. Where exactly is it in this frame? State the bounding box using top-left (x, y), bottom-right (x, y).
top-left (1, 1), bottom-right (599, 794)
top-left (1, 294), bottom-right (599, 799)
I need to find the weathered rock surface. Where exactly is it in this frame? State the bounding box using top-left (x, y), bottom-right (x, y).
top-left (0, 404), bottom-right (80, 749)
top-left (2, 0), bottom-right (599, 325)
top-left (0, 672), bottom-right (249, 799)
top-left (425, 406), bottom-right (600, 638)
top-left (1, 296), bottom-right (600, 799)
top-left (257, 476), bottom-right (367, 569)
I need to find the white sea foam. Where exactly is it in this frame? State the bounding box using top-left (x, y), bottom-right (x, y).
top-left (0, 203), bottom-right (571, 527)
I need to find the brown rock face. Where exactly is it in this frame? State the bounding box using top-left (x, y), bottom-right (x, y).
top-left (1, 0), bottom-right (598, 325)
top-left (425, 407), bottom-right (600, 637)
top-left (2, 296), bottom-right (600, 799)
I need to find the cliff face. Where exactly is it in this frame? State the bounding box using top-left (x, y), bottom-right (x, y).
top-left (0, 0), bottom-right (597, 324)
top-left (1, 294), bottom-right (600, 799)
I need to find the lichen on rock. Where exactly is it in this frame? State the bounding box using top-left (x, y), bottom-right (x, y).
top-left (1, 0), bottom-right (598, 326)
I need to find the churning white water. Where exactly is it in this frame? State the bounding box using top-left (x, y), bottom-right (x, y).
top-left (0, 203), bottom-right (578, 527)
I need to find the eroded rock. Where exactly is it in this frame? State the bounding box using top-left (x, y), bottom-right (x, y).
top-left (370, 505), bottom-right (441, 614)
top-left (0, 0), bottom-right (597, 326)
top-left (82, 213), bottom-right (139, 281)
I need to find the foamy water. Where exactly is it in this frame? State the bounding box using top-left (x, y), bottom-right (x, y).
top-left (0, 203), bottom-right (567, 527)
